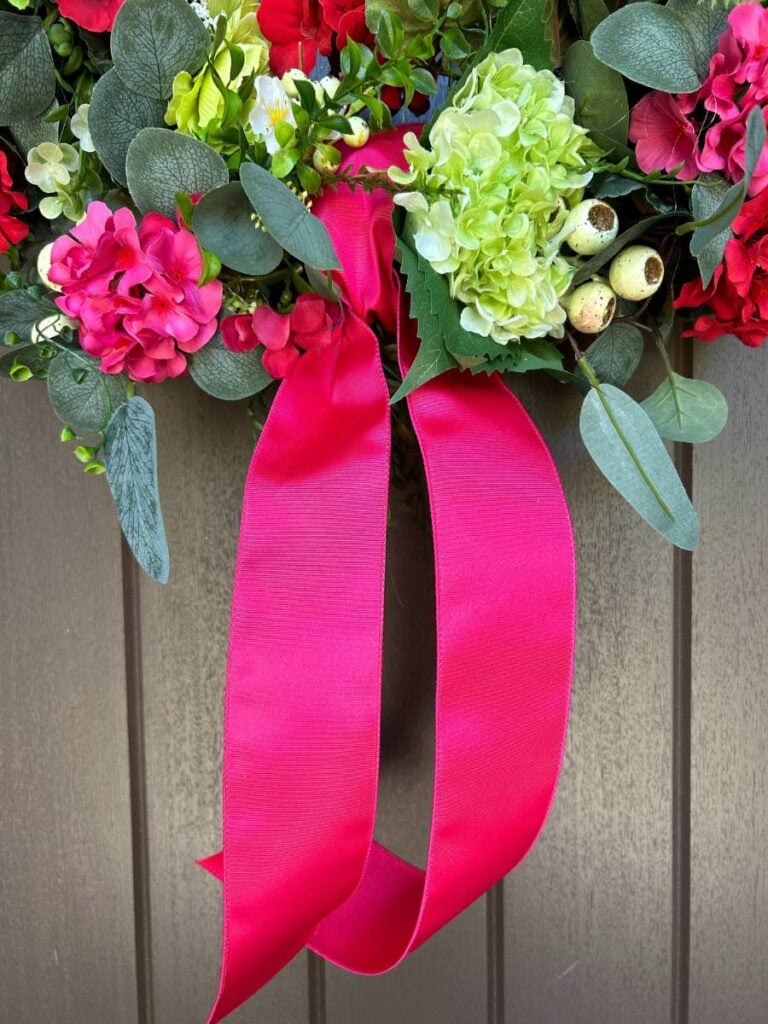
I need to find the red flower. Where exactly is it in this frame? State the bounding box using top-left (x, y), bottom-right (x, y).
top-left (221, 295), bottom-right (335, 377)
top-left (674, 188), bottom-right (768, 348)
top-left (319, 0), bottom-right (373, 48)
top-left (0, 150), bottom-right (28, 254)
top-left (57, 0), bottom-right (125, 32)
top-left (258, 0), bottom-right (332, 75)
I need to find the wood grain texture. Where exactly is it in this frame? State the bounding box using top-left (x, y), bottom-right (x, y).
top-left (325, 493), bottom-right (488, 1024)
top-left (503, 360), bottom-right (675, 1024)
top-left (0, 381), bottom-right (138, 1024)
top-left (134, 380), bottom-right (308, 1024)
top-left (690, 338), bottom-right (768, 1024)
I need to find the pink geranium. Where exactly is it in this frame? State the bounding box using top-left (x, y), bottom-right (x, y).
top-left (50, 201), bottom-right (222, 383)
top-left (221, 294), bottom-right (335, 378)
top-left (629, 2), bottom-right (768, 194)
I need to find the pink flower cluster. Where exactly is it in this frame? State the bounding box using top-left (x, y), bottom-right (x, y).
top-left (50, 201), bottom-right (222, 383)
top-left (629, 2), bottom-right (768, 194)
top-left (221, 294), bottom-right (335, 378)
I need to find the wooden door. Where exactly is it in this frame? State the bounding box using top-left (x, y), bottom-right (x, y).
top-left (1, 336), bottom-right (766, 1024)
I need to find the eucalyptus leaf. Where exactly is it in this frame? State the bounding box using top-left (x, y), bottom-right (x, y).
top-left (192, 183), bottom-right (283, 275)
top-left (89, 69), bottom-right (167, 185)
top-left (104, 396), bottom-right (170, 584)
top-left (580, 382), bottom-right (699, 549)
top-left (665, 0), bottom-right (729, 80)
top-left (111, 0), bottom-right (210, 99)
top-left (641, 372), bottom-right (728, 443)
top-left (576, 322), bottom-right (644, 391)
top-left (47, 351), bottom-right (128, 434)
top-left (591, 3), bottom-right (702, 92)
top-left (563, 40), bottom-right (628, 153)
top-left (126, 128), bottom-right (229, 216)
top-left (188, 333), bottom-right (274, 400)
top-left (690, 177), bottom-right (732, 288)
top-left (0, 291), bottom-right (58, 343)
top-left (9, 106), bottom-right (58, 155)
top-left (240, 162), bottom-right (340, 270)
top-left (0, 14), bottom-right (55, 126)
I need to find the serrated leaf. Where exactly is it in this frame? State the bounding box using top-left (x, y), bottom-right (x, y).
top-left (0, 14), bottom-right (55, 126)
top-left (111, 0), bottom-right (210, 100)
top-left (473, 339), bottom-right (564, 376)
top-left (188, 332), bottom-right (273, 400)
top-left (575, 322), bottom-right (644, 392)
top-left (89, 69), bottom-right (167, 185)
top-left (104, 396), bottom-right (170, 584)
top-left (240, 162), bottom-right (339, 270)
top-left (580, 382), bottom-right (699, 549)
top-left (641, 372), bottom-right (728, 443)
top-left (126, 128), bottom-right (229, 217)
top-left (572, 213), bottom-right (683, 285)
top-left (591, 3), bottom-right (702, 92)
top-left (563, 41), bottom-right (628, 154)
top-left (47, 351), bottom-right (128, 433)
top-left (0, 291), bottom-right (58, 343)
top-left (192, 182), bottom-right (283, 275)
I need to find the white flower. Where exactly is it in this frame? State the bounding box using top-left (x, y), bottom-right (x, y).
top-left (281, 69), bottom-right (307, 99)
top-left (25, 142), bottom-right (79, 193)
top-left (249, 76), bottom-right (296, 155)
top-left (71, 104), bottom-right (96, 153)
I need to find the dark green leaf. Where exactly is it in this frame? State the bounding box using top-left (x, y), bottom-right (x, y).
top-left (486, 0), bottom-right (553, 71)
top-left (192, 182), bottom-right (283, 275)
top-left (690, 177), bottom-right (731, 288)
top-left (188, 332), bottom-right (273, 400)
top-left (578, 0), bottom-right (610, 38)
top-left (47, 351), bottom-right (128, 433)
top-left (104, 396), bottom-right (170, 584)
top-left (0, 14), bottom-right (55, 126)
top-left (665, 0), bottom-right (729, 80)
top-left (240, 161), bottom-right (340, 270)
top-left (9, 106), bottom-right (58, 154)
top-left (641, 372), bottom-right (728, 443)
top-left (0, 344), bottom-right (52, 379)
top-left (111, 0), bottom-right (210, 99)
top-left (580, 382), bottom-right (699, 549)
top-left (0, 291), bottom-right (58, 344)
top-left (89, 69), bottom-right (167, 185)
top-left (563, 40), bottom-right (629, 154)
top-left (126, 128), bottom-right (229, 216)
top-left (576, 322), bottom-right (644, 391)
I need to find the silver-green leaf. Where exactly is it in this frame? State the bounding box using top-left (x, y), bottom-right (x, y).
top-left (0, 14), bottom-right (56, 126)
top-left (576, 322), bottom-right (644, 391)
top-left (48, 351), bottom-right (128, 434)
top-left (192, 183), bottom-right (283, 275)
top-left (89, 69), bottom-right (167, 185)
top-left (641, 373), bottom-right (728, 443)
top-left (188, 333), bottom-right (274, 400)
top-left (126, 128), bottom-right (229, 216)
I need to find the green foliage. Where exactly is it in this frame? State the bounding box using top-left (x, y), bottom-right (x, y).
top-left (575, 322), bottom-right (644, 391)
top-left (192, 182), bottom-right (283, 275)
top-left (0, 13), bottom-right (55, 126)
top-left (111, 0), bottom-right (211, 100)
top-left (9, 105), bottom-right (58, 155)
top-left (641, 373), bottom-right (728, 443)
top-left (104, 396), bottom-right (170, 584)
top-left (47, 351), bottom-right (128, 434)
top-left (591, 3), bottom-right (704, 92)
top-left (0, 344), bottom-right (53, 380)
top-left (562, 41), bottom-right (629, 156)
top-left (126, 128), bottom-right (229, 216)
top-left (239, 162), bottom-right (340, 270)
top-left (484, 0), bottom-right (554, 71)
top-left (579, 380), bottom-right (699, 549)
top-left (89, 69), bottom-right (167, 185)
top-left (689, 178), bottom-right (732, 289)
top-left (188, 333), bottom-right (274, 400)
top-left (0, 291), bottom-right (58, 345)
top-left (665, 0), bottom-right (729, 81)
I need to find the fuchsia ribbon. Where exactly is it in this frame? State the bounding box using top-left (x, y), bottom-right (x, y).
top-left (201, 130), bottom-right (577, 1023)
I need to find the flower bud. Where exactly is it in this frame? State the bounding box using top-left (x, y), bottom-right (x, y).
top-left (31, 313), bottom-right (76, 344)
top-left (281, 69), bottom-right (307, 98)
top-left (342, 116), bottom-right (370, 149)
top-left (564, 199), bottom-right (619, 255)
top-left (564, 279), bottom-right (617, 334)
top-left (316, 75), bottom-right (341, 101)
top-left (608, 245), bottom-right (665, 301)
top-left (312, 145), bottom-right (341, 174)
top-left (37, 243), bottom-right (61, 291)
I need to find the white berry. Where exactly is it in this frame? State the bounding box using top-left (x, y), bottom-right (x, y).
top-left (342, 116), bottom-right (370, 149)
top-left (564, 199), bottom-right (619, 255)
top-left (609, 245), bottom-right (665, 301)
top-left (564, 279), bottom-right (617, 334)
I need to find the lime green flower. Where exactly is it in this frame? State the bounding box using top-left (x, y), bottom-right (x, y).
top-left (165, 0), bottom-right (268, 148)
top-left (392, 49), bottom-right (602, 344)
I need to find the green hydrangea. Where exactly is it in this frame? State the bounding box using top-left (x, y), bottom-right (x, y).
top-left (391, 49), bottom-right (602, 345)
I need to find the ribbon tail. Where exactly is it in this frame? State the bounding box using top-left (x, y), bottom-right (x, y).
top-left (206, 315), bottom-right (391, 1023)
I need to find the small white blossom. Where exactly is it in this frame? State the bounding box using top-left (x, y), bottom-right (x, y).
top-left (250, 76), bottom-right (296, 155)
top-left (25, 143), bottom-right (79, 193)
top-left (71, 104), bottom-right (96, 153)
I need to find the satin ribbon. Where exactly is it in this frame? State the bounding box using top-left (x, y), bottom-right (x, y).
top-left (202, 130), bottom-right (576, 1023)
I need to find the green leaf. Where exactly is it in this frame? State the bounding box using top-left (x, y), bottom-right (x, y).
top-left (580, 382), bottom-right (699, 549)
top-left (577, 0), bottom-right (610, 38)
top-left (192, 182), bottom-right (283, 275)
top-left (572, 213), bottom-right (683, 285)
top-left (47, 351), bottom-right (128, 434)
top-left (9, 105), bottom-right (58, 155)
top-left (0, 344), bottom-right (52, 379)
top-left (485, 0), bottom-right (553, 71)
top-left (126, 128), bottom-right (229, 217)
top-left (665, 0), bottom-right (729, 81)
top-left (89, 69), bottom-right (167, 185)
top-left (240, 162), bottom-right (340, 270)
top-left (111, 0), bottom-right (210, 99)
top-left (690, 177), bottom-right (731, 288)
top-left (563, 40), bottom-right (628, 154)
top-left (391, 234), bottom-right (458, 402)
top-left (0, 291), bottom-right (57, 343)
top-left (188, 332), bottom-right (273, 400)
top-left (473, 339), bottom-right (565, 376)
top-left (576, 322), bottom-right (644, 391)
top-left (104, 396), bottom-right (170, 584)
top-left (0, 14), bottom-right (55, 126)
top-left (591, 3), bottom-right (703, 92)
top-left (641, 373), bottom-right (728, 443)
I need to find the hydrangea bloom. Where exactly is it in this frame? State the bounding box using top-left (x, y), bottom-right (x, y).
top-left (49, 201), bottom-right (222, 383)
top-left (391, 49), bottom-right (601, 344)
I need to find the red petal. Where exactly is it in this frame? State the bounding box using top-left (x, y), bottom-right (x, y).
top-left (221, 314), bottom-right (259, 352)
top-left (262, 342), bottom-right (301, 378)
top-left (252, 306), bottom-right (292, 350)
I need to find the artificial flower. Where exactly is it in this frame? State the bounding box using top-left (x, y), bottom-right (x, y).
top-left (49, 201), bottom-right (222, 382)
top-left (674, 188), bottom-right (768, 348)
top-left (249, 76), bottom-right (297, 154)
top-left (56, 0), bottom-right (125, 32)
top-left (71, 104), bottom-right (96, 153)
top-left (319, 0), bottom-right (373, 48)
top-left (221, 293), bottom-right (334, 377)
top-left (0, 150), bottom-right (29, 253)
top-left (391, 48), bottom-right (601, 344)
top-left (257, 0), bottom-right (332, 75)
top-left (25, 143), bottom-right (79, 194)
top-left (628, 91), bottom-right (699, 180)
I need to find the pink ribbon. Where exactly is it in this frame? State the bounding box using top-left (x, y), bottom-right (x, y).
top-left (202, 130), bottom-right (576, 1023)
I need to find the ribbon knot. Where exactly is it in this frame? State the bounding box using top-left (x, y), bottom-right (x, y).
top-left (203, 129), bottom-right (576, 1023)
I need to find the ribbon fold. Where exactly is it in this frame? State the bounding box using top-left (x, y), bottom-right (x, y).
top-left (203, 130), bottom-right (576, 1023)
